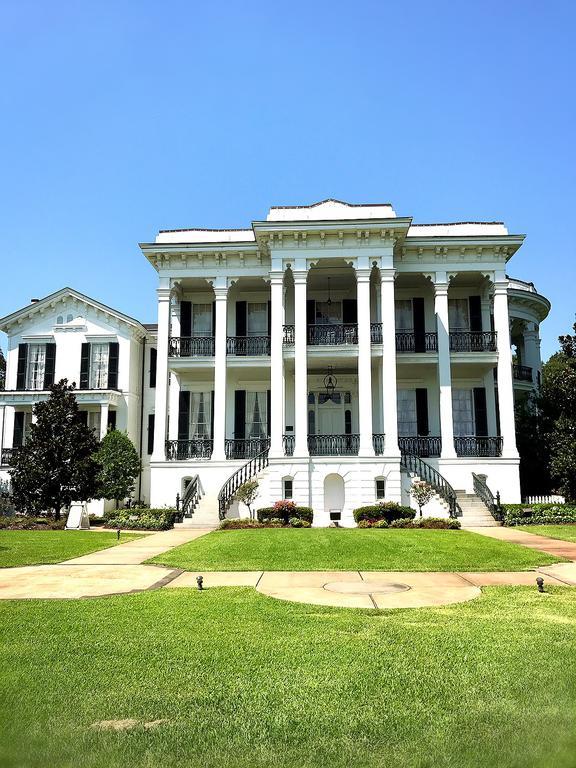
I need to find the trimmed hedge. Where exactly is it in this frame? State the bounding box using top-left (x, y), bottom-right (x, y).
top-left (358, 516), bottom-right (460, 530)
top-left (503, 503), bottom-right (576, 527)
top-left (353, 502), bottom-right (415, 524)
top-left (104, 508), bottom-right (176, 531)
top-left (220, 519), bottom-right (264, 530)
top-left (0, 515), bottom-right (67, 530)
top-left (257, 503), bottom-right (313, 524)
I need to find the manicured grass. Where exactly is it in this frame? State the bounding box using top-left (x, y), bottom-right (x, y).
top-left (150, 528), bottom-right (564, 572)
top-left (0, 530), bottom-right (144, 567)
top-left (1, 587), bottom-right (576, 768)
top-left (517, 524), bottom-right (576, 544)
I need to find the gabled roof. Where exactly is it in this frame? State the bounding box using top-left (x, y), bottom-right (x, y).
top-left (0, 287), bottom-right (148, 335)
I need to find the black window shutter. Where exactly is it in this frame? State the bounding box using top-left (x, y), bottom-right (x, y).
top-left (415, 388), bottom-right (429, 436)
top-left (16, 344), bottom-right (28, 390)
top-left (43, 343), bottom-right (56, 389)
top-left (78, 410), bottom-right (88, 426)
top-left (13, 412), bottom-right (25, 447)
top-left (178, 391), bottom-right (190, 441)
top-left (211, 302), bottom-right (216, 335)
top-left (342, 299), bottom-right (358, 324)
top-left (306, 300), bottom-right (315, 325)
top-left (267, 390), bottom-right (271, 437)
top-left (473, 387), bottom-right (488, 436)
top-left (267, 300), bottom-right (271, 336)
top-left (80, 343), bottom-right (90, 389)
top-left (147, 414), bottom-right (155, 455)
top-left (234, 390), bottom-right (246, 439)
top-left (344, 410), bottom-right (352, 435)
top-left (180, 301), bottom-right (192, 337)
top-left (107, 410), bottom-right (117, 431)
top-left (236, 301), bottom-right (247, 336)
top-left (149, 348), bottom-right (157, 388)
top-left (412, 298), bottom-right (425, 352)
top-left (107, 342), bottom-right (119, 389)
top-left (210, 390), bottom-right (215, 439)
top-left (469, 296), bottom-right (482, 332)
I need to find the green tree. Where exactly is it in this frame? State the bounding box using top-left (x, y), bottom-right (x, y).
top-left (0, 347), bottom-right (5, 390)
top-left (95, 429), bottom-right (141, 508)
top-left (410, 479), bottom-right (435, 517)
top-left (10, 380), bottom-right (100, 519)
top-left (236, 479), bottom-right (259, 520)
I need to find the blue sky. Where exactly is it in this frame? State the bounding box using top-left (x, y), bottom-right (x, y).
top-left (0, 0), bottom-right (574, 359)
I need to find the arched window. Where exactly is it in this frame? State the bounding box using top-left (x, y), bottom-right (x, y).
top-left (67, 314), bottom-right (73, 323)
top-left (56, 315), bottom-right (63, 325)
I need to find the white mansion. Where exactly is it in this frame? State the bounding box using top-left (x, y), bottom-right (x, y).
top-left (0, 200), bottom-right (550, 525)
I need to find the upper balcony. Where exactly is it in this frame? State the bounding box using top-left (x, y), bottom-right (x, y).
top-left (449, 331), bottom-right (497, 353)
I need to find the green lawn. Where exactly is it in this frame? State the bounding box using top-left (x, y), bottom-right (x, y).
top-left (1, 587), bottom-right (576, 768)
top-left (517, 524), bottom-right (576, 543)
top-left (151, 528), bottom-right (564, 572)
top-left (0, 530), bottom-right (144, 567)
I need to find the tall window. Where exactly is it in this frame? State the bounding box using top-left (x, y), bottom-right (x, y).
top-left (90, 344), bottom-right (109, 389)
top-left (397, 390), bottom-right (417, 436)
top-left (283, 478), bottom-right (293, 499)
top-left (190, 392), bottom-right (212, 438)
top-left (246, 392), bottom-right (267, 438)
top-left (448, 299), bottom-right (470, 331)
top-left (192, 304), bottom-right (212, 336)
top-left (27, 344), bottom-right (46, 390)
top-left (395, 300), bottom-right (413, 331)
top-left (452, 389), bottom-right (475, 436)
top-left (87, 411), bottom-right (101, 435)
top-left (247, 303), bottom-right (267, 336)
top-left (315, 301), bottom-right (342, 325)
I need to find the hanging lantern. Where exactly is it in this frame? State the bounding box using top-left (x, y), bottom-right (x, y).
top-left (323, 366), bottom-right (338, 400)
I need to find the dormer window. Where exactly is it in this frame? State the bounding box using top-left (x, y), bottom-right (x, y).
top-left (56, 315), bottom-right (64, 325)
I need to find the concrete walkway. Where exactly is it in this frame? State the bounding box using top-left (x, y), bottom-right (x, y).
top-left (1, 526), bottom-right (575, 607)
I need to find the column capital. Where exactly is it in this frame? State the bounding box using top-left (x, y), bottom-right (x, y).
top-left (493, 281), bottom-right (508, 295)
top-left (213, 285), bottom-right (228, 299)
top-left (157, 287), bottom-right (171, 301)
top-left (269, 271), bottom-right (285, 284)
top-left (355, 268), bottom-right (372, 283)
top-left (434, 282), bottom-right (449, 296)
top-left (292, 270), bottom-right (308, 285)
top-left (380, 268), bottom-right (396, 283)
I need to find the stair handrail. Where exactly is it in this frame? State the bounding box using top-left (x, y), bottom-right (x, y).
top-left (175, 475), bottom-right (201, 522)
top-left (400, 453), bottom-right (463, 518)
top-left (472, 472), bottom-right (503, 522)
top-left (218, 446), bottom-right (270, 520)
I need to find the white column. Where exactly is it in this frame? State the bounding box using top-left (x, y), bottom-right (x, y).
top-left (0, 406), bottom-right (5, 459)
top-left (357, 269), bottom-right (374, 456)
top-left (293, 271), bottom-right (309, 457)
top-left (99, 403), bottom-right (109, 439)
top-left (494, 280), bottom-right (518, 457)
top-left (523, 322), bottom-right (541, 387)
top-left (269, 272), bottom-right (285, 458)
top-left (3, 406), bottom-right (15, 450)
top-left (151, 285), bottom-right (171, 461)
top-left (212, 281), bottom-right (228, 461)
top-left (168, 372), bottom-right (180, 441)
top-left (380, 270), bottom-right (399, 457)
top-left (434, 276), bottom-right (456, 458)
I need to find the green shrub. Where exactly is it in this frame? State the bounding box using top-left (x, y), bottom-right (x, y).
top-left (412, 517), bottom-right (460, 530)
top-left (502, 503), bottom-right (576, 526)
top-left (104, 508), bottom-right (176, 531)
top-left (353, 502), bottom-right (415, 524)
top-left (389, 518), bottom-right (416, 528)
top-left (373, 519), bottom-right (389, 529)
top-left (257, 505), bottom-right (313, 524)
top-left (0, 515), bottom-right (67, 530)
top-left (357, 519), bottom-right (373, 528)
top-left (88, 514), bottom-right (106, 527)
top-left (219, 519), bottom-right (264, 530)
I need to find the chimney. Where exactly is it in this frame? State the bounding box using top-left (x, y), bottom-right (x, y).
top-left (30, 299), bottom-right (39, 303)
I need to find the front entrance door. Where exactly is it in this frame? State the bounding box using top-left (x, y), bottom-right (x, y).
top-left (318, 400), bottom-right (344, 435)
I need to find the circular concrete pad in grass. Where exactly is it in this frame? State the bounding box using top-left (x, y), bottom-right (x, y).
top-left (324, 580), bottom-right (411, 595)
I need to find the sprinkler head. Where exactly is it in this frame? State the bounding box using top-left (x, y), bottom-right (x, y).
top-left (536, 576), bottom-right (545, 593)
top-left (196, 575), bottom-right (204, 591)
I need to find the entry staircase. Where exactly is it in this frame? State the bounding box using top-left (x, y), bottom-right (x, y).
top-left (174, 475), bottom-right (219, 529)
top-left (456, 473), bottom-right (503, 528)
top-left (400, 453), bottom-right (463, 518)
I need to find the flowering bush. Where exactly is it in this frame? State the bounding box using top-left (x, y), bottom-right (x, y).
top-left (257, 504), bottom-right (313, 524)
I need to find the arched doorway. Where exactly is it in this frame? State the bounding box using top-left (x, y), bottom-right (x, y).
top-left (324, 473), bottom-right (345, 523)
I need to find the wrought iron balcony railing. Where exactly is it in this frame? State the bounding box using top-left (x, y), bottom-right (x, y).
top-left (283, 325), bottom-right (295, 345)
top-left (453, 436), bottom-right (503, 457)
top-left (165, 439), bottom-right (213, 461)
top-left (307, 434), bottom-right (360, 456)
top-left (0, 448), bottom-right (17, 466)
top-left (307, 324), bottom-right (358, 345)
top-left (396, 332), bottom-right (438, 353)
top-left (370, 323), bottom-right (383, 344)
top-left (225, 438), bottom-right (270, 460)
top-left (169, 336), bottom-right (215, 357)
top-left (449, 331), bottom-right (497, 353)
top-left (513, 364), bottom-right (533, 382)
top-left (372, 433), bottom-right (385, 455)
top-left (283, 434), bottom-right (295, 456)
top-left (226, 336), bottom-right (271, 356)
top-left (398, 436), bottom-right (442, 457)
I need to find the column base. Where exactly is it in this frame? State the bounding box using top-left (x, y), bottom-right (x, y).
top-left (440, 449), bottom-right (457, 460)
top-left (268, 448), bottom-right (285, 460)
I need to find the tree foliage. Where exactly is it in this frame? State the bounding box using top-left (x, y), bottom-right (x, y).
top-left (0, 347), bottom-right (5, 390)
top-left (236, 479), bottom-right (259, 519)
top-left (410, 480), bottom-right (435, 517)
top-left (10, 380), bottom-right (100, 519)
top-left (95, 429), bottom-right (141, 506)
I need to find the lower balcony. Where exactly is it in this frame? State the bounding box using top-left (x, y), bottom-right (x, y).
top-left (513, 364), bottom-right (533, 382)
top-left (307, 324), bottom-right (358, 345)
top-left (165, 439), bottom-right (213, 460)
top-left (227, 336), bottom-right (270, 356)
top-left (225, 438), bottom-right (270, 460)
top-left (398, 436), bottom-right (442, 457)
top-left (1, 448), bottom-right (17, 467)
top-left (449, 331), bottom-right (497, 352)
top-left (454, 436), bottom-right (503, 457)
top-left (308, 434), bottom-right (360, 456)
top-left (169, 337), bottom-right (215, 357)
